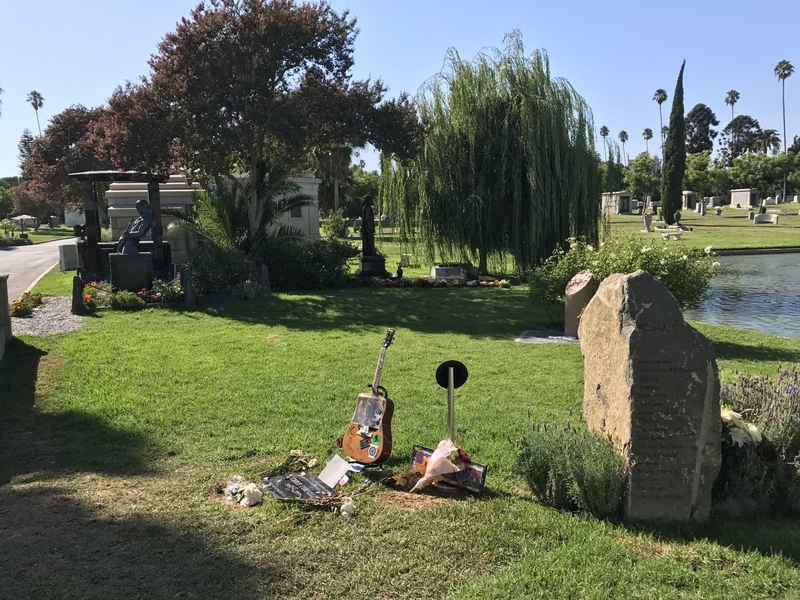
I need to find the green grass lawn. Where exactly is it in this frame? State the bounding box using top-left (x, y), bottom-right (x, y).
top-left (609, 206), bottom-right (800, 252)
top-left (3, 286), bottom-right (800, 598)
top-left (18, 224), bottom-right (77, 244)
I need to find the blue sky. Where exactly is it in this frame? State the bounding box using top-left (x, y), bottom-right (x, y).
top-left (1, 0), bottom-right (798, 177)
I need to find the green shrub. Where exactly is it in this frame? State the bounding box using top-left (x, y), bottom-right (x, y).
top-left (528, 235), bottom-right (717, 311)
top-left (257, 237), bottom-right (359, 291)
top-left (109, 290), bottom-right (146, 311)
top-left (320, 208), bottom-right (348, 239)
top-left (515, 418), bottom-right (626, 519)
top-left (182, 243), bottom-right (252, 295)
top-left (232, 280), bottom-right (262, 300)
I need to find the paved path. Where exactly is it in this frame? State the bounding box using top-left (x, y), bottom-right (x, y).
top-left (0, 238), bottom-right (78, 301)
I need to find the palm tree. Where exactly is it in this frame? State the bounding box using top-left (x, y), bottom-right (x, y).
top-left (643, 128), bottom-right (653, 154)
top-left (165, 177), bottom-right (315, 254)
top-left (775, 60), bottom-right (793, 201)
top-left (618, 130), bottom-right (629, 165)
top-left (775, 61), bottom-right (793, 152)
top-left (752, 129), bottom-right (781, 154)
top-left (26, 90), bottom-right (44, 136)
top-left (725, 90), bottom-right (740, 121)
top-left (599, 125), bottom-right (609, 160)
top-left (653, 88), bottom-right (668, 153)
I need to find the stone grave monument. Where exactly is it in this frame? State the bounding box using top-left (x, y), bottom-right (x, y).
top-left (578, 270), bottom-right (721, 522)
top-left (564, 270), bottom-right (593, 338)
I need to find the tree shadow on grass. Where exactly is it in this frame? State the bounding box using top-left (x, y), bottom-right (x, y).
top-left (199, 288), bottom-right (553, 340)
top-left (627, 518), bottom-right (800, 564)
top-left (0, 484), bottom-right (284, 598)
top-left (0, 337), bottom-right (154, 486)
top-left (0, 338), bottom-right (288, 597)
top-left (707, 339), bottom-right (800, 365)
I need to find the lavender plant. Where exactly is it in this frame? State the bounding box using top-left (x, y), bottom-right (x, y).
top-left (721, 365), bottom-right (800, 460)
top-left (515, 416), bottom-right (626, 519)
top-left (715, 365), bottom-right (800, 517)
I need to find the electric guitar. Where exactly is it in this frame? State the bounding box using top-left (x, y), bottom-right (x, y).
top-left (341, 329), bottom-right (395, 464)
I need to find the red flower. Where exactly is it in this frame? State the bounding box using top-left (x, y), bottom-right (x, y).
top-left (90, 281), bottom-right (98, 288)
top-left (84, 294), bottom-right (91, 301)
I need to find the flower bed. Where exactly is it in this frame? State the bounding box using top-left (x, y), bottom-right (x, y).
top-left (349, 276), bottom-right (510, 289)
top-left (9, 292), bottom-right (44, 317)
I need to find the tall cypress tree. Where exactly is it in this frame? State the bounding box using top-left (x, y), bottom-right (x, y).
top-left (661, 61), bottom-right (686, 225)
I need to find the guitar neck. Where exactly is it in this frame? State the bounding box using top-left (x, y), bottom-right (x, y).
top-left (371, 347), bottom-right (388, 395)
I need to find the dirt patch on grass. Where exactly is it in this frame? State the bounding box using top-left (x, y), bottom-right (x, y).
top-left (376, 490), bottom-right (455, 511)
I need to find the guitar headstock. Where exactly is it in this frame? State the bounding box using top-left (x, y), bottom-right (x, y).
top-left (383, 328), bottom-right (395, 348)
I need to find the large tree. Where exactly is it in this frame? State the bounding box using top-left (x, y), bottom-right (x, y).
top-left (684, 103), bottom-right (719, 153)
top-left (17, 129), bottom-right (34, 176)
top-left (728, 151), bottom-right (794, 194)
top-left (95, 0), bottom-right (420, 242)
top-left (14, 105), bottom-right (113, 224)
top-left (719, 115), bottom-right (763, 163)
top-left (27, 90), bottom-right (44, 136)
top-left (725, 89), bottom-right (740, 121)
top-left (683, 151), bottom-right (731, 198)
top-left (624, 152), bottom-right (659, 201)
top-left (382, 32), bottom-right (601, 273)
top-left (660, 61), bottom-right (686, 226)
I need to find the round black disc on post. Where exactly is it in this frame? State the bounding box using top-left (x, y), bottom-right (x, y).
top-left (435, 360), bottom-right (468, 389)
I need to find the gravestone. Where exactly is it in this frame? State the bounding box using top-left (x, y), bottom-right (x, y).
top-left (578, 270), bottom-right (721, 522)
top-left (564, 270), bottom-right (593, 338)
top-left (642, 213), bottom-right (653, 231)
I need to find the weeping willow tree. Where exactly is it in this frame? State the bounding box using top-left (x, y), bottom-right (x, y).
top-left (382, 31), bottom-right (601, 273)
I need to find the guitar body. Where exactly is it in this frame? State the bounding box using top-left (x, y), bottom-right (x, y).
top-left (341, 393), bottom-right (394, 464)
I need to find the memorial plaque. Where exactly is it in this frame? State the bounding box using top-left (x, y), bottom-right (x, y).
top-left (578, 270), bottom-right (721, 522)
top-left (109, 252), bottom-right (153, 293)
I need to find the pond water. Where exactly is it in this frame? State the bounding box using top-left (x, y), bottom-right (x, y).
top-left (683, 252), bottom-right (800, 339)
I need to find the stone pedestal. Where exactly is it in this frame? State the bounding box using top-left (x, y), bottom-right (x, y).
top-left (355, 256), bottom-right (390, 278)
top-left (578, 270), bottom-right (721, 523)
top-left (180, 267), bottom-right (197, 310)
top-left (0, 274), bottom-right (11, 361)
top-left (110, 253), bottom-right (154, 293)
top-left (564, 270), bottom-right (593, 338)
